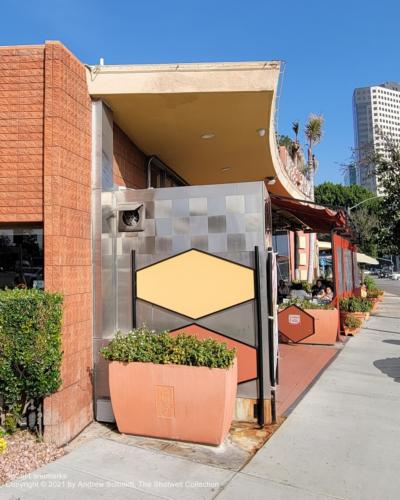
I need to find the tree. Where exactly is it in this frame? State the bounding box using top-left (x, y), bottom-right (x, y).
top-left (314, 182), bottom-right (380, 210)
top-left (372, 139), bottom-right (400, 254)
top-left (314, 182), bottom-right (382, 256)
top-left (304, 114), bottom-right (324, 282)
top-left (305, 114), bottom-right (324, 198)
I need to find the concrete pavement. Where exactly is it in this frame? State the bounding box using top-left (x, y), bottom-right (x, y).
top-left (1, 283), bottom-right (399, 500)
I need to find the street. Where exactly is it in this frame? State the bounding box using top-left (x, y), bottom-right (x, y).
top-left (375, 277), bottom-right (400, 296)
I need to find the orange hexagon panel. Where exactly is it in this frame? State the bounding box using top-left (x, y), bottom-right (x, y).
top-left (169, 324), bottom-right (257, 384)
top-left (278, 305), bottom-right (315, 342)
top-left (136, 249), bottom-right (254, 319)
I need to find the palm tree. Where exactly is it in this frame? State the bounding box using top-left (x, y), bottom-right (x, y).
top-left (292, 121), bottom-right (300, 144)
top-left (304, 114), bottom-right (324, 198)
top-left (291, 121), bottom-right (300, 160)
top-left (304, 114), bottom-right (324, 284)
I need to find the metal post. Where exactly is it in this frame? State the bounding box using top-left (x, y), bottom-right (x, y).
top-left (254, 246), bottom-right (265, 427)
top-left (131, 250), bottom-right (137, 329)
top-left (266, 247), bottom-right (277, 424)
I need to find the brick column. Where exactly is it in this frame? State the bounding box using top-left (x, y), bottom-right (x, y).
top-left (43, 41), bottom-right (93, 445)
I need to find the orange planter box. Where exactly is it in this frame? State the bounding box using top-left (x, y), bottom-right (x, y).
top-left (299, 308), bottom-right (339, 345)
top-left (109, 359), bottom-right (237, 445)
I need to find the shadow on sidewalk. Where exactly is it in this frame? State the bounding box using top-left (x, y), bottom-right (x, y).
top-left (373, 357), bottom-right (400, 382)
top-left (383, 339), bottom-right (400, 346)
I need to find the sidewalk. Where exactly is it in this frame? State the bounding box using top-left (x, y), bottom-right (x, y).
top-left (1, 291), bottom-right (399, 500)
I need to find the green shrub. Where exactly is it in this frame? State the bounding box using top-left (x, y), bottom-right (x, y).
top-left (367, 289), bottom-right (381, 299)
top-left (0, 289), bottom-right (63, 421)
top-left (291, 280), bottom-right (312, 293)
top-left (101, 327), bottom-right (236, 369)
top-left (339, 296), bottom-right (373, 313)
top-left (363, 275), bottom-right (378, 291)
top-left (344, 315), bottom-right (362, 329)
top-left (279, 298), bottom-right (334, 310)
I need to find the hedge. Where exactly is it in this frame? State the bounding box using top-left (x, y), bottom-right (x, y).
top-left (101, 327), bottom-right (236, 369)
top-left (0, 288), bottom-right (63, 418)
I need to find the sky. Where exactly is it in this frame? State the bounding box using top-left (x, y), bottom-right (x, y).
top-left (2, 0), bottom-right (400, 185)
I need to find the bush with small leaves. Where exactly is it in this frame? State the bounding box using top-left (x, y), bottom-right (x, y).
top-left (101, 327), bottom-right (236, 369)
top-left (344, 315), bottom-right (362, 329)
top-left (0, 288), bottom-right (63, 427)
top-left (339, 297), bottom-right (373, 313)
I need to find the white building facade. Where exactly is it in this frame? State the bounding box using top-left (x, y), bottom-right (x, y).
top-left (350, 81), bottom-right (400, 193)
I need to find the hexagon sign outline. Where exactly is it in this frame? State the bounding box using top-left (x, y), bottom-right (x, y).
top-left (136, 249), bottom-right (255, 319)
top-left (278, 305), bottom-right (315, 343)
top-left (169, 324), bottom-right (257, 383)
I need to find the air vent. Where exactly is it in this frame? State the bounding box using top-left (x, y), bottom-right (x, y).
top-left (118, 204), bottom-right (144, 232)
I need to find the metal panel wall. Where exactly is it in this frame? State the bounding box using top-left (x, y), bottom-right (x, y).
top-left (94, 180), bottom-right (273, 419)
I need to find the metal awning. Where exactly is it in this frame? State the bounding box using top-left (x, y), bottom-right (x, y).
top-left (271, 195), bottom-right (349, 234)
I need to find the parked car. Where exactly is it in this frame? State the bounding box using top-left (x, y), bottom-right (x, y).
top-left (391, 272), bottom-right (400, 280)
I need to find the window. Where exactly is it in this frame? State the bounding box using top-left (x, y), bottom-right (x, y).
top-left (148, 159), bottom-right (186, 189)
top-left (0, 225), bottom-right (44, 289)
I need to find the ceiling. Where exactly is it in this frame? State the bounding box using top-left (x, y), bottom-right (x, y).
top-left (87, 61), bottom-right (305, 198)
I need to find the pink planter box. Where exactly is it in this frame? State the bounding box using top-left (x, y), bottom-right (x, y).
top-left (109, 359), bottom-right (237, 445)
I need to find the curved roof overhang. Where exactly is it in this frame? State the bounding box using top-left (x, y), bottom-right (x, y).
top-left (86, 61), bottom-right (307, 199)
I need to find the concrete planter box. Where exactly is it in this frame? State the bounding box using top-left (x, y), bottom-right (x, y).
top-left (299, 308), bottom-right (339, 345)
top-left (109, 359), bottom-right (237, 445)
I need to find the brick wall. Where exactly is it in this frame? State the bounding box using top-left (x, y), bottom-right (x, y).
top-left (113, 123), bottom-right (147, 189)
top-left (0, 46), bottom-right (44, 223)
top-left (42, 42), bottom-right (93, 445)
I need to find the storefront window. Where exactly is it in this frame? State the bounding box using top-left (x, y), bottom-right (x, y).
top-left (272, 231), bottom-right (290, 282)
top-left (0, 225), bottom-right (44, 289)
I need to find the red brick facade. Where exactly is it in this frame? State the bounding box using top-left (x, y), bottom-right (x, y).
top-left (0, 41), bottom-right (151, 446)
top-left (113, 123), bottom-right (147, 189)
top-left (0, 46), bottom-right (45, 222)
top-left (42, 42), bottom-right (93, 445)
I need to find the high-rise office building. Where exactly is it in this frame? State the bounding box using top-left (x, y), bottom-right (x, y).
top-left (350, 81), bottom-right (400, 193)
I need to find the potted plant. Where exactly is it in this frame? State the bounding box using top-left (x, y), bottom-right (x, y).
top-left (343, 315), bottom-right (362, 336)
top-left (366, 289), bottom-right (382, 311)
top-left (278, 298), bottom-right (338, 345)
top-left (339, 297), bottom-right (373, 330)
top-left (101, 328), bottom-right (237, 446)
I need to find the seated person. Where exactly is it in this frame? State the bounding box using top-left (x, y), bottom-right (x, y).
top-left (318, 285), bottom-right (334, 303)
top-left (289, 282), bottom-right (312, 300)
top-left (312, 279), bottom-right (325, 297)
top-left (278, 280), bottom-right (289, 300)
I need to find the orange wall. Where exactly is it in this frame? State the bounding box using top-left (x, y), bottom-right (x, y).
top-left (42, 42), bottom-right (93, 446)
top-left (0, 45), bottom-right (45, 223)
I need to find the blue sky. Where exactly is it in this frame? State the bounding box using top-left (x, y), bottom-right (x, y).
top-left (2, 0), bottom-right (399, 185)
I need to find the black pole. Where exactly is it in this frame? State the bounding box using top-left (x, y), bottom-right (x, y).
top-left (131, 250), bottom-right (137, 329)
top-left (266, 247), bottom-right (277, 423)
top-left (254, 246), bottom-right (265, 427)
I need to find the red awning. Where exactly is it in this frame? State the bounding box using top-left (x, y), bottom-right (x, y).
top-left (271, 195), bottom-right (349, 234)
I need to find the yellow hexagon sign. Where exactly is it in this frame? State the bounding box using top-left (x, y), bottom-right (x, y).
top-left (136, 249), bottom-right (254, 319)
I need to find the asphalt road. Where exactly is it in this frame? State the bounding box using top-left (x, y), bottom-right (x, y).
top-left (373, 277), bottom-right (400, 296)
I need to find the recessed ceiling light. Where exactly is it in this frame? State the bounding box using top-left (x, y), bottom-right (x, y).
top-left (201, 133), bottom-right (215, 140)
top-left (257, 128), bottom-right (266, 137)
top-left (222, 167), bottom-right (231, 172)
